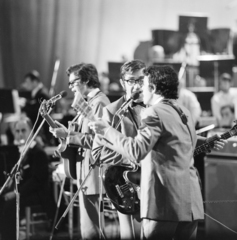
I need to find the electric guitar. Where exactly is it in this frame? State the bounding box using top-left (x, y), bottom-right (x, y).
top-left (194, 121), bottom-right (237, 157)
top-left (103, 122), bottom-right (237, 214)
top-left (103, 165), bottom-right (140, 215)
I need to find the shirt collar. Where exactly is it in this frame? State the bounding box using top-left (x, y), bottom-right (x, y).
top-left (87, 88), bottom-right (100, 101)
top-left (153, 96), bottom-right (164, 105)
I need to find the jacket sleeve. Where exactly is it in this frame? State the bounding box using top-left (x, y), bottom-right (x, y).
top-left (92, 107), bottom-right (134, 166)
top-left (100, 107), bottom-right (162, 163)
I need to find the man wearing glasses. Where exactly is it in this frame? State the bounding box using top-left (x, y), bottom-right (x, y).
top-left (92, 60), bottom-right (146, 239)
top-left (49, 63), bottom-right (110, 239)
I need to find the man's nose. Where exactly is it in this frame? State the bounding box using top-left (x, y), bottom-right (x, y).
top-left (134, 82), bottom-right (141, 89)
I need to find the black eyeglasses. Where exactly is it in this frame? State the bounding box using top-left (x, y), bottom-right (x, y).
top-left (123, 77), bottom-right (144, 86)
top-left (68, 77), bottom-right (81, 87)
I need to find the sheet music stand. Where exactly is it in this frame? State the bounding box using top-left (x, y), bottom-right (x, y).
top-left (0, 89), bottom-right (21, 115)
top-left (0, 89), bottom-right (21, 145)
top-left (0, 145), bottom-right (19, 186)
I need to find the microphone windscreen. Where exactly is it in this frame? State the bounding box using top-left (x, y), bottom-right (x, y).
top-left (131, 90), bottom-right (142, 100)
top-left (60, 91), bottom-right (67, 98)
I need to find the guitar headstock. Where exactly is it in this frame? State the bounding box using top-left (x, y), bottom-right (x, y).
top-left (71, 93), bottom-right (95, 121)
top-left (230, 120), bottom-right (237, 137)
top-left (39, 100), bottom-right (49, 118)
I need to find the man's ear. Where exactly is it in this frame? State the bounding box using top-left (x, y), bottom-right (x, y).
top-left (150, 83), bottom-right (156, 93)
top-left (120, 79), bottom-right (125, 90)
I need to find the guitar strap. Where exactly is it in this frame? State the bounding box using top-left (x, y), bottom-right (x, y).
top-left (162, 99), bottom-right (193, 143)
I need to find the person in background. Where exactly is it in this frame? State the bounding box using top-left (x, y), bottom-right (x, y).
top-left (20, 70), bottom-right (49, 125)
top-left (0, 117), bottom-right (55, 240)
top-left (219, 105), bottom-right (235, 128)
top-left (177, 72), bottom-right (202, 127)
top-left (93, 60), bottom-right (146, 239)
top-left (20, 70), bottom-right (50, 145)
top-left (49, 63), bottom-right (110, 239)
top-left (211, 73), bottom-right (236, 127)
top-left (89, 65), bottom-right (227, 240)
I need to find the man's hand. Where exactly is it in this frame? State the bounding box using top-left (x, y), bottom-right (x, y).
top-left (49, 120), bottom-right (68, 139)
top-left (4, 191), bottom-right (16, 201)
top-left (213, 138), bottom-right (227, 151)
top-left (88, 119), bottom-right (110, 136)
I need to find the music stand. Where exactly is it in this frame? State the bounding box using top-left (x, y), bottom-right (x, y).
top-left (108, 62), bottom-right (124, 91)
top-left (0, 89), bottom-right (21, 115)
top-left (0, 89), bottom-right (21, 145)
top-left (0, 145), bottom-right (19, 186)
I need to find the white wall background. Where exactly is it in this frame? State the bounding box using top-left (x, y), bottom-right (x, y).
top-left (85, 0), bottom-right (237, 72)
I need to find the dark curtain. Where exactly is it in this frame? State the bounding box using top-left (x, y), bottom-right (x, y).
top-left (0, 0), bottom-right (97, 97)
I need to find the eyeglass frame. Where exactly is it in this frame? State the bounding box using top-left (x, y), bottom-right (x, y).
top-left (123, 76), bottom-right (144, 86)
top-left (68, 77), bottom-right (81, 87)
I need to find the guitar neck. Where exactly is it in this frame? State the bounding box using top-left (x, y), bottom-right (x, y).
top-left (72, 96), bottom-right (95, 121)
top-left (194, 128), bottom-right (234, 157)
top-left (43, 113), bottom-right (58, 129)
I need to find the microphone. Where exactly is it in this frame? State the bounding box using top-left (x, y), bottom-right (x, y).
top-left (47, 91), bottom-right (67, 105)
top-left (116, 90), bottom-right (142, 116)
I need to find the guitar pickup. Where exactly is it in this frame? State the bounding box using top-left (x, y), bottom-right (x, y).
top-left (115, 185), bottom-right (124, 198)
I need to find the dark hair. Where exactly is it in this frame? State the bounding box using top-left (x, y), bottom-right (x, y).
top-left (24, 70), bottom-right (40, 82)
top-left (220, 104), bottom-right (235, 115)
top-left (120, 60), bottom-right (146, 79)
top-left (220, 73), bottom-right (232, 82)
top-left (66, 63), bottom-right (100, 88)
top-left (146, 65), bottom-right (179, 99)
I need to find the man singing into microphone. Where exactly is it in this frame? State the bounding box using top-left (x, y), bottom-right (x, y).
top-left (49, 63), bottom-right (110, 239)
top-left (92, 59), bottom-right (146, 239)
top-left (89, 65), bottom-right (227, 240)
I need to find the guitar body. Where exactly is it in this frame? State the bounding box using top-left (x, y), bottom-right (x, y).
top-left (103, 165), bottom-right (140, 215)
top-left (60, 146), bottom-right (82, 180)
top-left (40, 101), bottom-right (82, 180)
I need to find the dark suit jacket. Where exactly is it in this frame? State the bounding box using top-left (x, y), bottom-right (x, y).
top-left (100, 100), bottom-right (205, 221)
top-left (68, 91), bottom-right (110, 195)
top-left (93, 96), bottom-right (145, 166)
top-left (19, 142), bottom-right (55, 218)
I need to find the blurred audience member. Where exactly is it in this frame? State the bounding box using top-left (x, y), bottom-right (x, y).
top-left (149, 45), bottom-right (165, 63)
top-left (211, 73), bottom-right (236, 126)
top-left (0, 117), bottom-right (55, 240)
top-left (20, 70), bottom-right (49, 124)
top-left (20, 70), bottom-right (51, 145)
top-left (177, 74), bottom-right (202, 126)
top-left (219, 105), bottom-right (235, 128)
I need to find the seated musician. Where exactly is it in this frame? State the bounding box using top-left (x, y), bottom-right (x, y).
top-left (49, 63), bottom-right (110, 239)
top-left (0, 117), bottom-right (55, 240)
